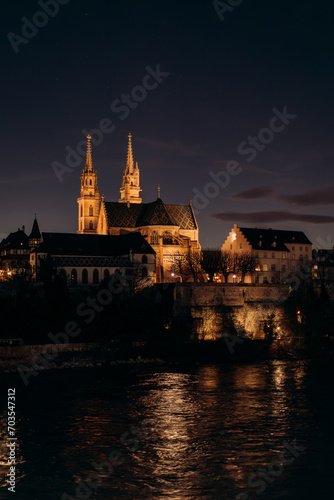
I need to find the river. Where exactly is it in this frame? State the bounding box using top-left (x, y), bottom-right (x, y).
top-left (0, 359), bottom-right (333, 499)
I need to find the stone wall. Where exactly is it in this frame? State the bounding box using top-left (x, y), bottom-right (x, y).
top-left (172, 283), bottom-right (291, 340)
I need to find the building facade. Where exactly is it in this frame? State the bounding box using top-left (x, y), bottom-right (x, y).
top-left (30, 232), bottom-right (155, 286)
top-left (77, 134), bottom-right (201, 282)
top-left (222, 224), bottom-right (312, 284)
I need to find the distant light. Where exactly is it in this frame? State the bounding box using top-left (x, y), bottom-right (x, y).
top-left (233, 274), bottom-right (236, 279)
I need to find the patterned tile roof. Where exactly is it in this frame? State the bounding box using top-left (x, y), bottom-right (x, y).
top-left (104, 198), bottom-right (197, 230)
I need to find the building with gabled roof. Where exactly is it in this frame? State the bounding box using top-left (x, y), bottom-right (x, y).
top-left (30, 231), bottom-right (155, 285)
top-left (222, 224), bottom-right (312, 284)
top-left (77, 134), bottom-right (201, 282)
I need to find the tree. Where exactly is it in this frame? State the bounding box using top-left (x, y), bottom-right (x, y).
top-left (173, 252), bottom-right (203, 282)
top-left (202, 248), bottom-right (222, 282)
top-left (221, 251), bottom-right (233, 283)
top-left (237, 252), bottom-right (258, 283)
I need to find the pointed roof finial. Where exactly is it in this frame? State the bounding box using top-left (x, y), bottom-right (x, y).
top-left (85, 134), bottom-right (92, 169)
top-left (126, 133), bottom-right (134, 173)
top-left (158, 184), bottom-right (161, 198)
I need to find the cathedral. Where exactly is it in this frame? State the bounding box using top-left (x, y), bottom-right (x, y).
top-left (77, 134), bottom-right (201, 282)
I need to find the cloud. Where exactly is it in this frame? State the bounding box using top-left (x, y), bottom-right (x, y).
top-left (232, 186), bottom-right (274, 200)
top-left (278, 186), bottom-right (334, 206)
top-left (212, 211), bottom-right (334, 224)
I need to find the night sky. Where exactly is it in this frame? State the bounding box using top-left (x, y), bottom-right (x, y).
top-left (1, 0), bottom-right (334, 248)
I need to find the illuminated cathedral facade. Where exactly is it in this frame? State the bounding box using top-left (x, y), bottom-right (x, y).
top-left (77, 134), bottom-right (201, 282)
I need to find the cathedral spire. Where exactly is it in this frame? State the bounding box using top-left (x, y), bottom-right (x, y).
top-left (119, 134), bottom-right (142, 204)
top-left (126, 133), bottom-right (134, 174)
top-left (85, 135), bottom-right (93, 171)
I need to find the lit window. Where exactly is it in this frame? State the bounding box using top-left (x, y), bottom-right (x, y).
top-left (150, 232), bottom-right (159, 245)
top-left (263, 264), bottom-right (268, 271)
top-left (282, 253), bottom-right (286, 259)
top-left (89, 206), bottom-right (93, 216)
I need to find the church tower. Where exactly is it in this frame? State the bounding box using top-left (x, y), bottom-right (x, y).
top-left (77, 135), bottom-right (101, 234)
top-left (119, 133), bottom-right (142, 204)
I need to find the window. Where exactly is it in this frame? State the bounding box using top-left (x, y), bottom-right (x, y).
top-left (282, 253), bottom-right (286, 259)
top-left (150, 232), bottom-right (159, 245)
top-left (271, 264), bottom-right (276, 271)
top-left (271, 276), bottom-right (276, 283)
top-left (292, 254), bottom-right (295, 260)
top-left (263, 264), bottom-right (268, 271)
top-left (80, 206), bottom-right (83, 217)
top-left (142, 266), bottom-right (148, 278)
top-left (104, 269), bottom-right (110, 280)
top-left (89, 206), bottom-right (93, 216)
top-left (71, 269), bottom-right (77, 284)
top-left (82, 269), bottom-right (88, 284)
top-left (163, 232), bottom-right (173, 245)
top-left (272, 253), bottom-right (275, 259)
top-left (89, 220), bottom-right (93, 230)
top-left (142, 255), bottom-right (148, 264)
top-left (255, 252), bottom-right (259, 258)
top-left (292, 246), bottom-right (295, 251)
top-left (264, 253), bottom-right (267, 259)
top-left (93, 269), bottom-right (99, 284)
top-left (305, 247), bottom-right (308, 252)
top-left (230, 244), bottom-right (232, 250)
top-left (282, 265), bottom-right (286, 272)
top-left (59, 269), bottom-right (66, 282)
top-left (300, 246), bottom-right (302, 251)
top-left (90, 179), bottom-right (92, 186)
top-left (263, 277), bottom-right (268, 284)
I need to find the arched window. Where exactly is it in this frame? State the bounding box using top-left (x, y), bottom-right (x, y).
top-left (89, 205), bottom-right (93, 216)
top-left (263, 276), bottom-right (268, 284)
top-left (80, 206), bottom-right (83, 217)
top-left (142, 266), bottom-right (148, 278)
top-left (89, 220), bottom-right (93, 230)
top-left (263, 264), bottom-right (268, 271)
top-left (150, 231), bottom-right (159, 245)
top-left (271, 276), bottom-right (276, 284)
top-left (163, 232), bottom-right (173, 245)
top-left (104, 269), bottom-right (110, 280)
top-left (71, 269), bottom-right (77, 284)
top-left (142, 255), bottom-right (148, 264)
top-left (90, 179), bottom-right (92, 186)
top-left (93, 269), bottom-right (99, 284)
top-left (82, 268), bottom-right (88, 284)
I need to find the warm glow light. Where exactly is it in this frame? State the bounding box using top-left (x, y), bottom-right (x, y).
top-left (232, 233), bottom-right (236, 241)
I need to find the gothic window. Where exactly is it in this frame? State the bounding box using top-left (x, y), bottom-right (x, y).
top-left (93, 269), bottom-right (99, 284)
top-left (82, 269), bottom-right (88, 284)
top-left (150, 231), bottom-right (159, 245)
top-left (89, 206), bottom-right (93, 216)
top-left (90, 179), bottom-right (92, 186)
top-left (104, 269), bottom-right (110, 280)
top-left (71, 269), bottom-right (77, 284)
top-left (142, 255), bottom-right (148, 264)
top-left (89, 220), bottom-right (93, 230)
top-left (163, 232), bottom-right (173, 245)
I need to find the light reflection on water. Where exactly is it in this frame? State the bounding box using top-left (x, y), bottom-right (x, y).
top-left (0, 360), bottom-right (333, 499)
